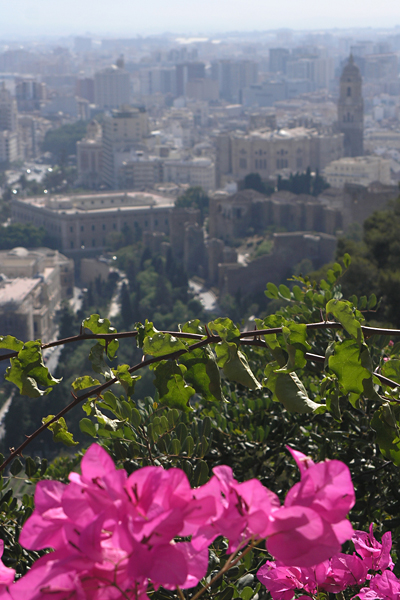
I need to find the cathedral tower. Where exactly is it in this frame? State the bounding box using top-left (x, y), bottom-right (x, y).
top-left (338, 55), bottom-right (364, 157)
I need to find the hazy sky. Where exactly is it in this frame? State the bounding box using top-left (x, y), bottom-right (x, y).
top-left (2, 0), bottom-right (400, 38)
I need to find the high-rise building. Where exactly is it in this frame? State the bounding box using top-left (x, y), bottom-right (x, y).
top-left (269, 48), bottom-right (290, 73)
top-left (0, 82), bottom-right (19, 164)
top-left (175, 62), bottom-right (206, 97)
top-left (338, 55), bottom-right (364, 157)
top-left (102, 105), bottom-right (149, 188)
top-left (0, 83), bottom-right (18, 132)
top-left (94, 61), bottom-right (130, 110)
top-left (15, 77), bottom-right (47, 112)
top-left (211, 60), bottom-right (258, 103)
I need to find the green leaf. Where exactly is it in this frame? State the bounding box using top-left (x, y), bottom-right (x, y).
top-left (255, 317), bottom-right (286, 367)
top-left (131, 408), bottom-right (141, 428)
top-left (277, 321), bottom-right (311, 373)
top-left (192, 459), bottom-right (209, 486)
top-left (371, 404), bottom-right (400, 465)
top-left (88, 342), bottom-right (113, 378)
top-left (326, 299), bottom-right (363, 342)
top-left (265, 370), bottom-right (320, 413)
top-left (170, 438), bottom-right (181, 455)
top-left (265, 282), bottom-right (279, 299)
top-left (215, 342), bottom-right (261, 390)
top-left (79, 418), bottom-right (97, 437)
top-left (179, 347), bottom-right (225, 402)
top-left (82, 314), bottom-right (119, 359)
top-left (382, 359), bottom-right (400, 384)
top-left (241, 587), bottom-right (254, 600)
top-left (182, 435), bottom-right (194, 457)
top-left (292, 285), bottom-right (303, 301)
top-left (368, 293), bottom-right (377, 310)
top-left (5, 341), bottom-right (61, 397)
top-left (278, 284), bottom-right (291, 300)
top-left (72, 376), bottom-right (101, 391)
top-left (24, 457), bottom-right (38, 478)
top-left (143, 323), bottom-right (186, 357)
top-left (153, 361), bottom-right (195, 412)
top-left (181, 319), bottom-right (205, 335)
top-left (10, 458), bottom-right (23, 476)
top-left (42, 415), bottom-right (78, 446)
top-left (343, 253), bottom-right (351, 269)
top-left (0, 336), bottom-right (24, 352)
top-left (208, 318), bottom-right (240, 341)
top-left (112, 364), bottom-right (140, 397)
top-left (328, 339), bottom-right (371, 396)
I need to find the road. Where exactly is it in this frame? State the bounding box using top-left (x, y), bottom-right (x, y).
top-left (0, 390), bottom-right (15, 440)
top-left (189, 279), bottom-right (220, 314)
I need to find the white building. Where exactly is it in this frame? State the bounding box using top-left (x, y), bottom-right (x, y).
top-left (0, 246), bottom-right (74, 342)
top-left (102, 106), bottom-right (149, 188)
top-left (163, 158), bottom-right (215, 191)
top-left (323, 156), bottom-right (392, 188)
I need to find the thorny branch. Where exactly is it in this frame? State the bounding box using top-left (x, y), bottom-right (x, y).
top-left (0, 319), bottom-right (399, 472)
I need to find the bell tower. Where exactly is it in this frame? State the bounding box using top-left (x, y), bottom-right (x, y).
top-left (338, 55), bottom-right (364, 157)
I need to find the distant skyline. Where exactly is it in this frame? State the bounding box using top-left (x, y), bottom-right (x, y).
top-left (1, 0), bottom-right (400, 39)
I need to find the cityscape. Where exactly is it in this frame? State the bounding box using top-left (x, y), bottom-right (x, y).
top-left (1, 26), bottom-right (400, 344)
top-left (1, 6), bottom-right (400, 599)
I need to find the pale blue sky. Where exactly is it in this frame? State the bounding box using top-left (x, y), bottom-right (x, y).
top-left (1, 0), bottom-right (400, 37)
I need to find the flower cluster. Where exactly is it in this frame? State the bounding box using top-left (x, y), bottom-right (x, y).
top-left (0, 444), bottom-right (355, 600)
top-left (258, 521), bottom-right (398, 600)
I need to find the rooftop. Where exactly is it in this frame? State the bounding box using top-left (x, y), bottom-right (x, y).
top-left (0, 278), bottom-right (40, 307)
top-left (12, 191), bottom-right (175, 214)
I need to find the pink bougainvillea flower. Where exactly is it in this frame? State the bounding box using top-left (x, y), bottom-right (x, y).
top-left (18, 480), bottom-right (68, 551)
top-left (286, 447), bottom-right (315, 476)
top-left (191, 465), bottom-right (280, 552)
top-left (0, 540), bottom-right (15, 600)
top-left (353, 524), bottom-right (394, 572)
top-left (356, 570), bottom-right (400, 600)
top-left (257, 560), bottom-right (312, 600)
top-left (265, 448), bottom-right (355, 567)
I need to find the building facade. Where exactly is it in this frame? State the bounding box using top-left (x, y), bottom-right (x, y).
top-left (94, 64), bottom-right (130, 110)
top-left (323, 156), bottom-right (391, 188)
top-left (11, 191), bottom-right (175, 255)
top-left (102, 106), bottom-right (149, 188)
top-left (215, 127), bottom-right (344, 187)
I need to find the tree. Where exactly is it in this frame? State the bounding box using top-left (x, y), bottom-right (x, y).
top-left (243, 172), bottom-right (274, 195)
top-left (42, 121), bottom-right (88, 161)
top-left (175, 186), bottom-right (209, 222)
top-left (277, 168), bottom-right (330, 196)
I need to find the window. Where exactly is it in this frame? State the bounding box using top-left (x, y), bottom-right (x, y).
top-left (145, 220), bottom-right (148, 227)
top-left (70, 226), bottom-right (73, 233)
top-left (70, 241), bottom-right (74, 248)
top-left (239, 158), bottom-right (247, 169)
top-left (347, 86), bottom-right (351, 97)
top-left (92, 225), bottom-right (95, 231)
top-left (102, 224), bottom-right (106, 230)
top-left (92, 239), bottom-right (96, 247)
top-left (113, 223), bottom-right (116, 230)
top-left (81, 225), bottom-right (84, 232)
top-left (155, 219), bottom-right (158, 226)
